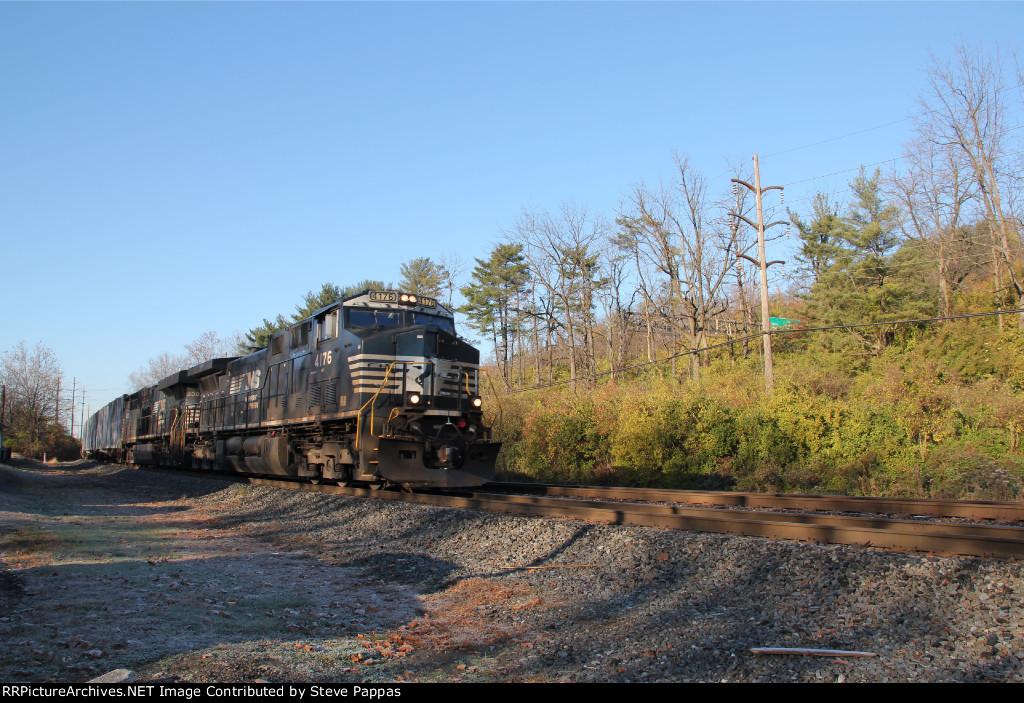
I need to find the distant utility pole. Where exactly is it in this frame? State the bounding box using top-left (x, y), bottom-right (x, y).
top-left (730, 154), bottom-right (786, 393)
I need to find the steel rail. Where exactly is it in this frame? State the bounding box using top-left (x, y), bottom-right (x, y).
top-left (215, 474), bottom-right (1024, 560)
top-left (486, 482), bottom-right (1024, 522)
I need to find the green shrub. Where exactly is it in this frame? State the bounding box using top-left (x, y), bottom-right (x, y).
top-left (519, 393), bottom-right (606, 483)
top-left (487, 322), bottom-right (1024, 498)
top-left (609, 388), bottom-right (732, 488)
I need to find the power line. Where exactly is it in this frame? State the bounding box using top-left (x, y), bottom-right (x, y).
top-left (705, 130), bottom-right (1024, 215)
top-left (781, 156), bottom-right (906, 188)
top-left (762, 118), bottom-right (914, 159)
top-left (758, 58), bottom-right (1024, 162)
top-left (775, 308), bottom-right (1024, 336)
top-left (780, 145), bottom-right (1024, 192)
top-left (499, 308), bottom-right (1024, 396)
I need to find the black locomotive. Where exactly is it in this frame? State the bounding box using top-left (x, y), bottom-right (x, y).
top-left (83, 290), bottom-right (500, 488)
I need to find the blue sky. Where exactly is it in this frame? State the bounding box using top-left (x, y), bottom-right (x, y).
top-left (1, 1), bottom-right (1021, 417)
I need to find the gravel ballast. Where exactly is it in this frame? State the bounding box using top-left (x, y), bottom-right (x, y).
top-left (1, 460), bottom-right (1022, 682)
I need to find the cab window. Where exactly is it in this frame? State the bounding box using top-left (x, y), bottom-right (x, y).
top-left (346, 309), bottom-right (404, 329)
top-left (317, 310), bottom-right (338, 344)
top-left (411, 312), bottom-right (454, 334)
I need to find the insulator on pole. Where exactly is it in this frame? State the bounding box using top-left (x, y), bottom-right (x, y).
top-left (780, 189), bottom-right (784, 205)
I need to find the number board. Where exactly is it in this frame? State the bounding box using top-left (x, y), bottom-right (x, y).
top-left (368, 291), bottom-right (437, 308)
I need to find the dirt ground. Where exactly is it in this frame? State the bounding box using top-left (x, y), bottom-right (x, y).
top-left (0, 458), bottom-right (541, 683)
top-left (8, 456), bottom-right (1020, 684)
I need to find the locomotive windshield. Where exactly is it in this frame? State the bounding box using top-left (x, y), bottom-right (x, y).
top-left (346, 308), bottom-right (454, 334)
top-left (410, 312), bottom-right (454, 334)
top-left (346, 309), bottom-right (404, 329)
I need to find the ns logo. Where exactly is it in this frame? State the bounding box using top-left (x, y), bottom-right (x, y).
top-left (246, 369), bottom-right (262, 390)
top-left (231, 368), bottom-right (262, 394)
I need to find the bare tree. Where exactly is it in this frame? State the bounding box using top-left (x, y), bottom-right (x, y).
top-left (127, 351), bottom-right (188, 390)
top-left (128, 331), bottom-right (237, 389)
top-left (889, 130), bottom-right (979, 317)
top-left (919, 40), bottom-right (1024, 328)
top-left (619, 153), bottom-right (742, 379)
top-left (184, 331), bottom-right (236, 365)
top-left (593, 234), bottom-right (635, 380)
top-left (438, 251), bottom-right (467, 309)
top-left (0, 341), bottom-right (63, 457)
top-left (511, 203), bottom-right (607, 387)
top-left (615, 215), bottom-right (660, 363)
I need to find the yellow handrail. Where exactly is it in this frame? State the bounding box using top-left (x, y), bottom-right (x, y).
top-left (355, 360), bottom-right (400, 450)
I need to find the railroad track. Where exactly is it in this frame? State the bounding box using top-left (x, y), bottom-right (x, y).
top-left (485, 481), bottom-right (1024, 522)
top-left (152, 468), bottom-right (1024, 560)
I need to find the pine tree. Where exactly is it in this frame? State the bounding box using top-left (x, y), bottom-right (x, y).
top-left (790, 192), bottom-right (844, 284)
top-left (242, 280), bottom-right (389, 352)
top-left (399, 257), bottom-right (445, 298)
top-left (803, 169), bottom-right (924, 351)
top-left (242, 314), bottom-right (290, 353)
top-left (459, 243), bottom-right (530, 388)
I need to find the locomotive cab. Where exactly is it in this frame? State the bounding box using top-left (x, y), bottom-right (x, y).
top-left (341, 292), bottom-right (500, 487)
top-left (360, 324), bottom-right (498, 487)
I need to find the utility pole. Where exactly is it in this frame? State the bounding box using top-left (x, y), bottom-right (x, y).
top-left (730, 154), bottom-right (787, 393)
top-left (70, 377), bottom-right (76, 438)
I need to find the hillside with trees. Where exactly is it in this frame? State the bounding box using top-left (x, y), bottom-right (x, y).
top-left (458, 41), bottom-right (1024, 499)
top-left (230, 42), bottom-right (1018, 500)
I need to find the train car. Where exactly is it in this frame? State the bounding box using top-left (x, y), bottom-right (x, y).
top-left (83, 290), bottom-right (500, 488)
top-left (81, 393), bottom-right (127, 462)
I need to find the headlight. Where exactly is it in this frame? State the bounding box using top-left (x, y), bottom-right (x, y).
top-left (472, 397), bottom-right (482, 408)
top-left (408, 393), bottom-right (421, 405)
